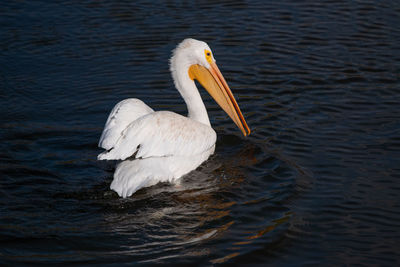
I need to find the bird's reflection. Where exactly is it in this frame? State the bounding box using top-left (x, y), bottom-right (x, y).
top-left (100, 136), bottom-right (258, 258)
top-left (99, 135), bottom-right (306, 263)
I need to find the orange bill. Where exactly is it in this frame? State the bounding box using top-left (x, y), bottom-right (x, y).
top-left (188, 62), bottom-right (250, 136)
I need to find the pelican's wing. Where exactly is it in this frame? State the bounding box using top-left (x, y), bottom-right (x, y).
top-left (98, 111), bottom-right (216, 161)
top-left (99, 98), bottom-right (154, 150)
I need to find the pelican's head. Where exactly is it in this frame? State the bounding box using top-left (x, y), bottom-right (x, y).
top-left (173, 38), bottom-right (214, 68)
top-left (171, 38), bottom-right (251, 136)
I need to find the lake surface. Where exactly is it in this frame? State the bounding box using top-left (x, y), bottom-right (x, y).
top-left (1, 0), bottom-right (399, 265)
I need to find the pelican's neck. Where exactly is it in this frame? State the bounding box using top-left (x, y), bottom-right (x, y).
top-left (170, 53), bottom-right (211, 126)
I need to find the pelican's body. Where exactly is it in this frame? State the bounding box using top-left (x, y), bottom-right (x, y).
top-left (98, 39), bottom-right (250, 198)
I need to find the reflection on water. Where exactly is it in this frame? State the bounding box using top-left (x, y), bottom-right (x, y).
top-left (94, 135), bottom-right (309, 264)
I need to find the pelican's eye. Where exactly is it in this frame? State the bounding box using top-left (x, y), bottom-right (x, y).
top-left (204, 49), bottom-right (213, 64)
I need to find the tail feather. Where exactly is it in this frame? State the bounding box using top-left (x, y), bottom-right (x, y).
top-left (111, 158), bottom-right (174, 198)
top-left (109, 147), bottom-right (215, 198)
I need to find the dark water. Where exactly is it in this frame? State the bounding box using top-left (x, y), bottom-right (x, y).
top-left (1, 0), bottom-right (400, 265)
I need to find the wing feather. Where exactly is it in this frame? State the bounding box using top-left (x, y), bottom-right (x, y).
top-left (98, 111), bottom-right (216, 160)
top-left (99, 98), bottom-right (154, 150)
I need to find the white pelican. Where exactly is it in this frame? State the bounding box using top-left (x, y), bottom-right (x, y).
top-left (98, 38), bottom-right (250, 198)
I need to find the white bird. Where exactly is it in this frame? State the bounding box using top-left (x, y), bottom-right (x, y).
top-left (98, 38), bottom-right (250, 198)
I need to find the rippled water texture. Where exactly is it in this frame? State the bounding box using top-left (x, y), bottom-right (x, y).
top-left (1, 0), bottom-right (400, 265)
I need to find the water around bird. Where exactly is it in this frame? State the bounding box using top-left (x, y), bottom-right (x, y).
top-left (1, 0), bottom-right (399, 265)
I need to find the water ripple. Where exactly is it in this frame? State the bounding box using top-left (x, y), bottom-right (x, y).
top-left (1, 0), bottom-right (400, 265)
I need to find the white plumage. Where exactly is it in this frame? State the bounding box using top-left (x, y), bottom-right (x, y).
top-left (98, 38), bottom-right (249, 198)
top-left (99, 98), bottom-right (154, 151)
top-left (99, 111), bottom-right (216, 161)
